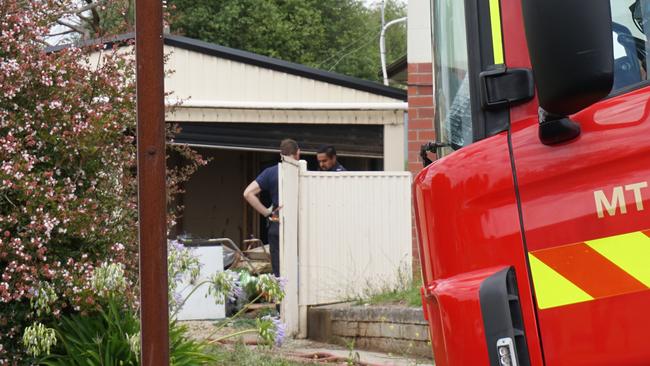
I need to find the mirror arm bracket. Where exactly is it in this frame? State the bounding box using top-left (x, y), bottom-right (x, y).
top-left (538, 108), bottom-right (581, 145)
top-left (420, 141), bottom-right (450, 167)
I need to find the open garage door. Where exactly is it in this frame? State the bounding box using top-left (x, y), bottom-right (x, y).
top-left (171, 122), bottom-right (384, 158)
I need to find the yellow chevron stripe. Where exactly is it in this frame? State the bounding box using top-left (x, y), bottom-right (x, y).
top-left (586, 232), bottom-right (650, 287)
top-left (528, 254), bottom-right (594, 309)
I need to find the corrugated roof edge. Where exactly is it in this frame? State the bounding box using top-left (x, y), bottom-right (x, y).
top-left (46, 33), bottom-right (407, 102)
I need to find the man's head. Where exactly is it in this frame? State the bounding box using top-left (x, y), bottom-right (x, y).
top-left (280, 139), bottom-right (300, 160)
top-left (317, 145), bottom-right (338, 171)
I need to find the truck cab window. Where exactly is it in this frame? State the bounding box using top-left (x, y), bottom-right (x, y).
top-left (611, 0), bottom-right (650, 91)
top-left (432, 0), bottom-right (472, 148)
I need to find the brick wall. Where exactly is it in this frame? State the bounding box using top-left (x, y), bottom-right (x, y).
top-left (407, 63), bottom-right (435, 174)
top-left (407, 62), bottom-right (435, 273)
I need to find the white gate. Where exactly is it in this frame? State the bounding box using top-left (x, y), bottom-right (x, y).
top-left (279, 158), bottom-right (412, 337)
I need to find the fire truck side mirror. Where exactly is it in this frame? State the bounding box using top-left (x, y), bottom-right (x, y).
top-left (521, 0), bottom-right (614, 144)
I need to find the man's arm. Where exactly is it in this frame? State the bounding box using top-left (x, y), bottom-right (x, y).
top-left (243, 180), bottom-right (271, 217)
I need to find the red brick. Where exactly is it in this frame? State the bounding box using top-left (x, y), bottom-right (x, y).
top-left (408, 162), bottom-right (423, 173)
top-left (409, 96), bottom-right (434, 108)
top-left (418, 130), bottom-right (436, 140)
top-left (411, 138), bottom-right (431, 144)
top-left (412, 259), bottom-right (421, 278)
top-left (408, 130), bottom-right (418, 140)
top-left (416, 86), bottom-right (434, 96)
top-left (412, 256), bottom-right (421, 266)
top-left (408, 63), bottom-right (418, 73)
top-left (408, 151), bottom-right (421, 162)
top-left (417, 63), bottom-right (433, 73)
top-left (408, 73), bottom-right (433, 84)
top-left (409, 118), bottom-right (434, 129)
top-left (417, 107), bottom-right (434, 118)
top-left (408, 86), bottom-right (419, 96)
top-left (408, 108), bottom-right (418, 120)
top-left (408, 141), bottom-right (423, 152)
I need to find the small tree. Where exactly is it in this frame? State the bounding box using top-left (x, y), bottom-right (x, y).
top-left (50, 0), bottom-right (407, 82)
top-left (0, 1), bottom-right (204, 363)
top-left (168, 0), bottom-right (407, 81)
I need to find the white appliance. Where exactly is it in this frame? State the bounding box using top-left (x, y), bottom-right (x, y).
top-left (176, 244), bottom-right (226, 320)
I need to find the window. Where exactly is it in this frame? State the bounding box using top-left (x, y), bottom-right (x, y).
top-left (432, 0), bottom-right (472, 148)
top-left (611, 0), bottom-right (650, 91)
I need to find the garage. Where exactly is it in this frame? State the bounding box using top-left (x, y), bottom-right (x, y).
top-left (162, 34), bottom-right (408, 244)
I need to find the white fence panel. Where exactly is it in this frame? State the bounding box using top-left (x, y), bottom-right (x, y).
top-left (280, 161), bottom-right (412, 337)
top-left (279, 159), bottom-right (301, 336)
top-left (298, 171), bottom-right (412, 306)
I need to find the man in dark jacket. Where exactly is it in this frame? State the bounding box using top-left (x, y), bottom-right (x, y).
top-left (243, 139), bottom-right (300, 277)
top-left (316, 145), bottom-right (346, 172)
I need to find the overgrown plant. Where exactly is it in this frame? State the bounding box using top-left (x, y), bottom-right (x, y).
top-left (0, 1), bottom-right (205, 363)
top-left (33, 262), bottom-right (216, 366)
top-left (25, 243), bottom-right (287, 364)
top-left (345, 339), bottom-right (361, 366)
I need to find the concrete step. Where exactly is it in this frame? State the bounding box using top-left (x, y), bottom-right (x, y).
top-left (307, 303), bottom-right (433, 360)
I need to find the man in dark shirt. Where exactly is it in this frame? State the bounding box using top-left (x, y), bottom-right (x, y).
top-left (243, 139), bottom-right (300, 277)
top-left (316, 145), bottom-right (346, 172)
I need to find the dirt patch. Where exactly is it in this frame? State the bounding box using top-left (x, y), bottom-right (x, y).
top-left (183, 320), bottom-right (259, 343)
top-left (182, 320), bottom-right (433, 366)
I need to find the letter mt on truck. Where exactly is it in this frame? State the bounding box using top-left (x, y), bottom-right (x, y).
top-left (413, 0), bottom-right (650, 365)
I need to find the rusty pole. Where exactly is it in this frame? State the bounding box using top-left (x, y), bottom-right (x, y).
top-left (135, 0), bottom-right (169, 364)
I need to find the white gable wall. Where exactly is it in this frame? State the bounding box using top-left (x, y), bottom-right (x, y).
top-left (165, 46), bottom-right (401, 104)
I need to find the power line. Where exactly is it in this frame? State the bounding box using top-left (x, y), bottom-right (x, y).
top-left (315, 29), bottom-right (378, 69)
top-left (327, 31), bottom-right (380, 71)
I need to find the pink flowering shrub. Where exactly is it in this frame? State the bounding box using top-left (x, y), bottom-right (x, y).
top-left (0, 1), bottom-right (205, 363)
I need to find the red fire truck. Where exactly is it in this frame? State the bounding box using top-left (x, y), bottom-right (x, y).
top-left (414, 0), bottom-right (650, 365)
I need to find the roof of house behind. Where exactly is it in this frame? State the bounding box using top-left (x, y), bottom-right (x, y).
top-left (47, 33), bottom-right (407, 101)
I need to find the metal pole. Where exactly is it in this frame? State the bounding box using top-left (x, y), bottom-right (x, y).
top-left (380, 17), bottom-right (407, 86)
top-left (135, 0), bottom-right (169, 364)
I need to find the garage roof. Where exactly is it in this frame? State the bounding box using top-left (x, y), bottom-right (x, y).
top-left (48, 33), bottom-right (406, 101)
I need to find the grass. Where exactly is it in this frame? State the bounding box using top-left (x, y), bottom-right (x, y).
top-left (213, 317), bottom-right (257, 329)
top-left (363, 278), bottom-right (422, 307)
top-left (208, 343), bottom-right (317, 366)
top-left (213, 305), bottom-right (278, 329)
top-left (352, 262), bottom-right (424, 308)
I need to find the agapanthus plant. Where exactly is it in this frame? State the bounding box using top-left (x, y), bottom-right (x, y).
top-left (34, 260), bottom-right (215, 366)
top-left (168, 239), bottom-right (201, 312)
top-left (21, 322), bottom-right (57, 358)
top-left (208, 270), bottom-right (244, 304)
top-left (257, 315), bottom-right (286, 347)
top-left (165, 241), bottom-right (288, 348)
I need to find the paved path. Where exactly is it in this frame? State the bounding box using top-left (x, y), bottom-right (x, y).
top-left (280, 338), bottom-right (435, 366)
